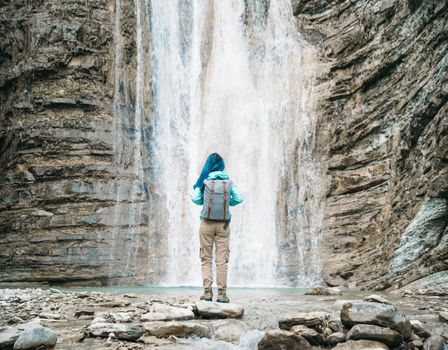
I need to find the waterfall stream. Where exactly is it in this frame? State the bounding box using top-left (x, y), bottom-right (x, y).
top-left (112, 0), bottom-right (324, 287)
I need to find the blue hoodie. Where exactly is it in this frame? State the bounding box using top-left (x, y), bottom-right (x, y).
top-left (191, 171), bottom-right (243, 219)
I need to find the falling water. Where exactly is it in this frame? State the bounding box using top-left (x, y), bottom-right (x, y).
top-left (146, 0), bottom-right (323, 287)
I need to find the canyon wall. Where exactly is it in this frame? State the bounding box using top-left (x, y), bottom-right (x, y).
top-left (0, 0), bottom-right (446, 290)
top-left (0, 0), bottom-right (152, 285)
top-left (293, 0), bottom-right (447, 291)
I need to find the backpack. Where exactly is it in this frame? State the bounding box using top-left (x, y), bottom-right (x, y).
top-left (201, 179), bottom-right (233, 221)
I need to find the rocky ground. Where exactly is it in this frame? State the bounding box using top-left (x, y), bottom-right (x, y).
top-left (0, 287), bottom-right (447, 349)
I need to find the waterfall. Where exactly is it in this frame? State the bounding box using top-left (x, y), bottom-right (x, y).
top-left (112, 0), bottom-right (323, 287)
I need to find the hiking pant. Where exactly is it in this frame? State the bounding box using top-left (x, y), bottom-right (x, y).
top-left (199, 219), bottom-right (230, 291)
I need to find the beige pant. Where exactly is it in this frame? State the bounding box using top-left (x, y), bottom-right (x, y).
top-left (199, 219), bottom-right (230, 290)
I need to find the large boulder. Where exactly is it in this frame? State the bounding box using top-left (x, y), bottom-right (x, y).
top-left (278, 311), bottom-right (330, 331)
top-left (347, 324), bottom-right (402, 347)
top-left (195, 301), bottom-right (244, 319)
top-left (340, 301), bottom-right (411, 337)
top-left (327, 332), bottom-right (346, 345)
top-left (143, 321), bottom-right (211, 338)
top-left (13, 325), bottom-right (57, 350)
top-left (87, 322), bottom-right (144, 341)
top-left (333, 340), bottom-right (389, 350)
top-left (306, 286), bottom-right (342, 295)
top-left (212, 320), bottom-right (248, 344)
top-left (141, 303), bottom-right (195, 322)
top-left (257, 330), bottom-right (311, 350)
top-left (0, 326), bottom-right (21, 350)
top-left (423, 335), bottom-right (446, 350)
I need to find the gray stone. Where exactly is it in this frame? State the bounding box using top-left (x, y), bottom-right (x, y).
top-left (438, 312), bottom-right (448, 323)
top-left (346, 324), bottom-right (402, 347)
top-left (306, 286), bottom-right (341, 295)
top-left (140, 303), bottom-right (194, 321)
top-left (143, 321), bottom-right (211, 338)
top-left (363, 294), bottom-right (392, 305)
top-left (87, 322), bottom-right (144, 341)
top-left (423, 335), bottom-right (446, 350)
top-left (257, 330), bottom-right (311, 350)
top-left (327, 331), bottom-right (346, 345)
top-left (13, 325), bottom-right (57, 350)
top-left (340, 301), bottom-right (411, 337)
top-left (290, 325), bottom-right (322, 345)
top-left (279, 311), bottom-right (330, 331)
top-left (195, 300), bottom-right (244, 319)
top-left (38, 312), bottom-right (60, 320)
top-left (212, 320), bottom-right (248, 344)
top-left (333, 340), bottom-right (389, 350)
top-left (410, 320), bottom-right (431, 339)
top-left (0, 326), bottom-right (21, 350)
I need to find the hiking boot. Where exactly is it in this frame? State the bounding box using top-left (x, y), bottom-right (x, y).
top-left (200, 288), bottom-right (213, 301)
top-left (216, 289), bottom-right (229, 303)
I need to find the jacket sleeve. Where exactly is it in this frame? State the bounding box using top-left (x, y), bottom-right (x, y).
top-left (230, 184), bottom-right (243, 206)
top-left (191, 187), bottom-right (203, 205)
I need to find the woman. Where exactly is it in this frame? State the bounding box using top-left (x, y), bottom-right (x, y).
top-left (191, 153), bottom-right (243, 303)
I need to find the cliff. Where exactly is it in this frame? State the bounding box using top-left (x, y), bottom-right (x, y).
top-left (293, 0), bottom-right (448, 291)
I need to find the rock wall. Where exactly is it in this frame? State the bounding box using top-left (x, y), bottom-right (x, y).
top-left (0, 0), bottom-right (446, 290)
top-left (293, 0), bottom-right (448, 290)
top-left (0, 0), bottom-right (151, 285)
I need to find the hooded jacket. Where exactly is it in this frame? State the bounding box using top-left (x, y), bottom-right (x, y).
top-left (191, 171), bottom-right (243, 219)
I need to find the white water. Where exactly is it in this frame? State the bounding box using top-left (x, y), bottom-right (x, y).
top-left (147, 0), bottom-right (322, 287)
top-left (111, 0), bottom-right (323, 286)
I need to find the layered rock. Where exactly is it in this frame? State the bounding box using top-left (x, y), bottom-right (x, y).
top-left (293, 0), bottom-right (448, 290)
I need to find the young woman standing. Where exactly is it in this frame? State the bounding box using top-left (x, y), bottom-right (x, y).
top-left (191, 153), bottom-right (243, 303)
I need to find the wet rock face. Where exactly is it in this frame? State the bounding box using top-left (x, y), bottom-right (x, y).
top-left (294, 0), bottom-right (448, 290)
top-left (0, 1), bottom-right (150, 285)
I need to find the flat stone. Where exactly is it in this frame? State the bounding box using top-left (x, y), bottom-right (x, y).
top-left (333, 340), bottom-right (389, 350)
top-left (195, 300), bottom-right (244, 319)
top-left (347, 324), bottom-right (402, 347)
top-left (257, 330), bottom-right (311, 350)
top-left (410, 320), bottom-right (431, 339)
top-left (94, 312), bottom-right (132, 323)
top-left (140, 303), bottom-right (195, 322)
top-left (278, 311), bottom-right (330, 331)
top-left (87, 322), bottom-right (144, 341)
top-left (13, 325), bottom-right (57, 350)
top-left (438, 311), bottom-right (448, 323)
top-left (143, 321), bottom-right (211, 338)
top-left (38, 312), bottom-right (60, 320)
top-left (306, 285), bottom-right (342, 295)
top-left (340, 301), bottom-right (411, 337)
top-left (0, 326), bottom-right (21, 349)
top-left (423, 335), bottom-right (446, 350)
top-left (363, 294), bottom-right (392, 305)
top-left (290, 325), bottom-right (322, 345)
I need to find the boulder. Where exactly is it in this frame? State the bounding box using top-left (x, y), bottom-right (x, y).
top-left (257, 330), bottom-right (311, 350)
top-left (327, 332), bottom-right (346, 345)
top-left (347, 324), bottom-right (402, 347)
top-left (0, 326), bottom-right (21, 349)
top-left (410, 320), bottom-right (431, 339)
top-left (13, 325), bottom-right (57, 350)
top-left (141, 303), bottom-right (195, 322)
top-left (143, 321), bottom-right (211, 338)
top-left (87, 322), bottom-right (144, 341)
top-left (333, 340), bottom-right (389, 350)
top-left (409, 339), bottom-right (424, 349)
top-left (212, 320), bottom-right (248, 344)
top-left (290, 325), bottom-right (322, 345)
top-left (195, 301), bottom-right (244, 319)
top-left (340, 301), bottom-right (411, 337)
top-left (94, 312), bottom-right (133, 323)
top-left (278, 311), bottom-right (330, 331)
top-left (38, 313), bottom-right (60, 320)
top-left (423, 335), bottom-right (446, 350)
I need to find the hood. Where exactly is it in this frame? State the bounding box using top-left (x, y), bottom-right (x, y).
top-left (207, 171), bottom-right (230, 180)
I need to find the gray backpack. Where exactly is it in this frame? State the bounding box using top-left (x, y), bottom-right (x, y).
top-left (201, 179), bottom-right (233, 221)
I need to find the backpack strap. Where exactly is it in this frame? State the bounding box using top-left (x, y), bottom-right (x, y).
top-left (223, 181), bottom-right (227, 221)
top-left (207, 180), bottom-right (215, 219)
